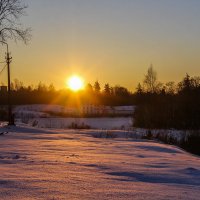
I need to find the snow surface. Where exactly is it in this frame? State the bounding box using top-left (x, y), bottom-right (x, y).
top-left (0, 125), bottom-right (200, 200)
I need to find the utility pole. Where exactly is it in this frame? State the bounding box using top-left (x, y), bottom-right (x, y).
top-left (1, 41), bottom-right (14, 125)
top-left (6, 50), bottom-right (14, 125)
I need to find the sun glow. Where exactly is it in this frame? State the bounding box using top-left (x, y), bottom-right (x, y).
top-left (67, 75), bottom-right (84, 91)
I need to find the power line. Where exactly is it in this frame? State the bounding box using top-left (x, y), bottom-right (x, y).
top-left (0, 64), bottom-right (7, 75)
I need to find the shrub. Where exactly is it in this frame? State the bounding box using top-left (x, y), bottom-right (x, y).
top-left (32, 120), bottom-right (38, 127)
top-left (94, 130), bottom-right (117, 138)
top-left (68, 122), bottom-right (90, 129)
top-left (142, 129), bottom-right (153, 139)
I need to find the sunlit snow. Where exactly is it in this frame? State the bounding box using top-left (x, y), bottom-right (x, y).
top-left (0, 125), bottom-right (200, 200)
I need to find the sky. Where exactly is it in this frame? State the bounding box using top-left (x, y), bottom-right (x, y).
top-left (1, 0), bottom-right (200, 90)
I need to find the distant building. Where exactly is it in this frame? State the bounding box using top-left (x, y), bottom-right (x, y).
top-left (81, 104), bottom-right (135, 115)
top-left (82, 104), bottom-right (107, 115)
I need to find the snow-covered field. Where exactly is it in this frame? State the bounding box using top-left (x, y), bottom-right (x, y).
top-left (13, 104), bottom-right (134, 130)
top-left (0, 125), bottom-right (200, 200)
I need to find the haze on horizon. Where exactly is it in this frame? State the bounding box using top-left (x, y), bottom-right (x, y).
top-left (2, 0), bottom-right (200, 90)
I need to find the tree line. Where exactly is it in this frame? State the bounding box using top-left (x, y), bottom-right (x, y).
top-left (1, 66), bottom-right (200, 130)
top-left (0, 79), bottom-right (134, 106)
top-left (134, 66), bottom-right (200, 130)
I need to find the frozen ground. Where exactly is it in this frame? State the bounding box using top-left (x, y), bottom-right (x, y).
top-left (0, 125), bottom-right (200, 200)
top-left (13, 104), bottom-right (134, 130)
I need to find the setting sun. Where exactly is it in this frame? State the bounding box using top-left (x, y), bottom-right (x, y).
top-left (67, 75), bottom-right (84, 91)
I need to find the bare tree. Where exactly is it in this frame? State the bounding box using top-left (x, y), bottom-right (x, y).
top-left (143, 65), bottom-right (161, 93)
top-left (0, 0), bottom-right (31, 43)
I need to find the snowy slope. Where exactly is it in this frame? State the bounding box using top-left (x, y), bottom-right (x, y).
top-left (0, 125), bottom-right (200, 200)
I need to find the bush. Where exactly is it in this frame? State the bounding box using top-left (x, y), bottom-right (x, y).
top-left (32, 120), bottom-right (38, 127)
top-left (94, 130), bottom-right (117, 138)
top-left (142, 130), bottom-right (153, 139)
top-left (68, 122), bottom-right (90, 129)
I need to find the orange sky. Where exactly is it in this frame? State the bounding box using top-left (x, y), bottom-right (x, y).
top-left (1, 0), bottom-right (200, 91)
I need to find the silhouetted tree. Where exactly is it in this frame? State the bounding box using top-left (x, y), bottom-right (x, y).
top-left (136, 83), bottom-right (143, 94)
top-left (0, 0), bottom-right (31, 43)
top-left (134, 72), bottom-right (200, 130)
top-left (114, 86), bottom-right (130, 97)
top-left (165, 81), bottom-right (176, 94)
top-left (104, 83), bottom-right (110, 95)
top-left (12, 79), bottom-right (24, 91)
top-left (0, 80), bottom-right (135, 107)
top-left (48, 83), bottom-right (55, 92)
top-left (86, 83), bottom-right (93, 92)
top-left (178, 74), bottom-right (192, 94)
top-left (192, 76), bottom-right (200, 88)
top-left (110, 87), bottom-right (114, 95)
top-left (143, 65), bottom-right (161, 93)
top-left (94, 81), bottom-right (101, 93)
top-left (37, 82), bottom-right (47, 92)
